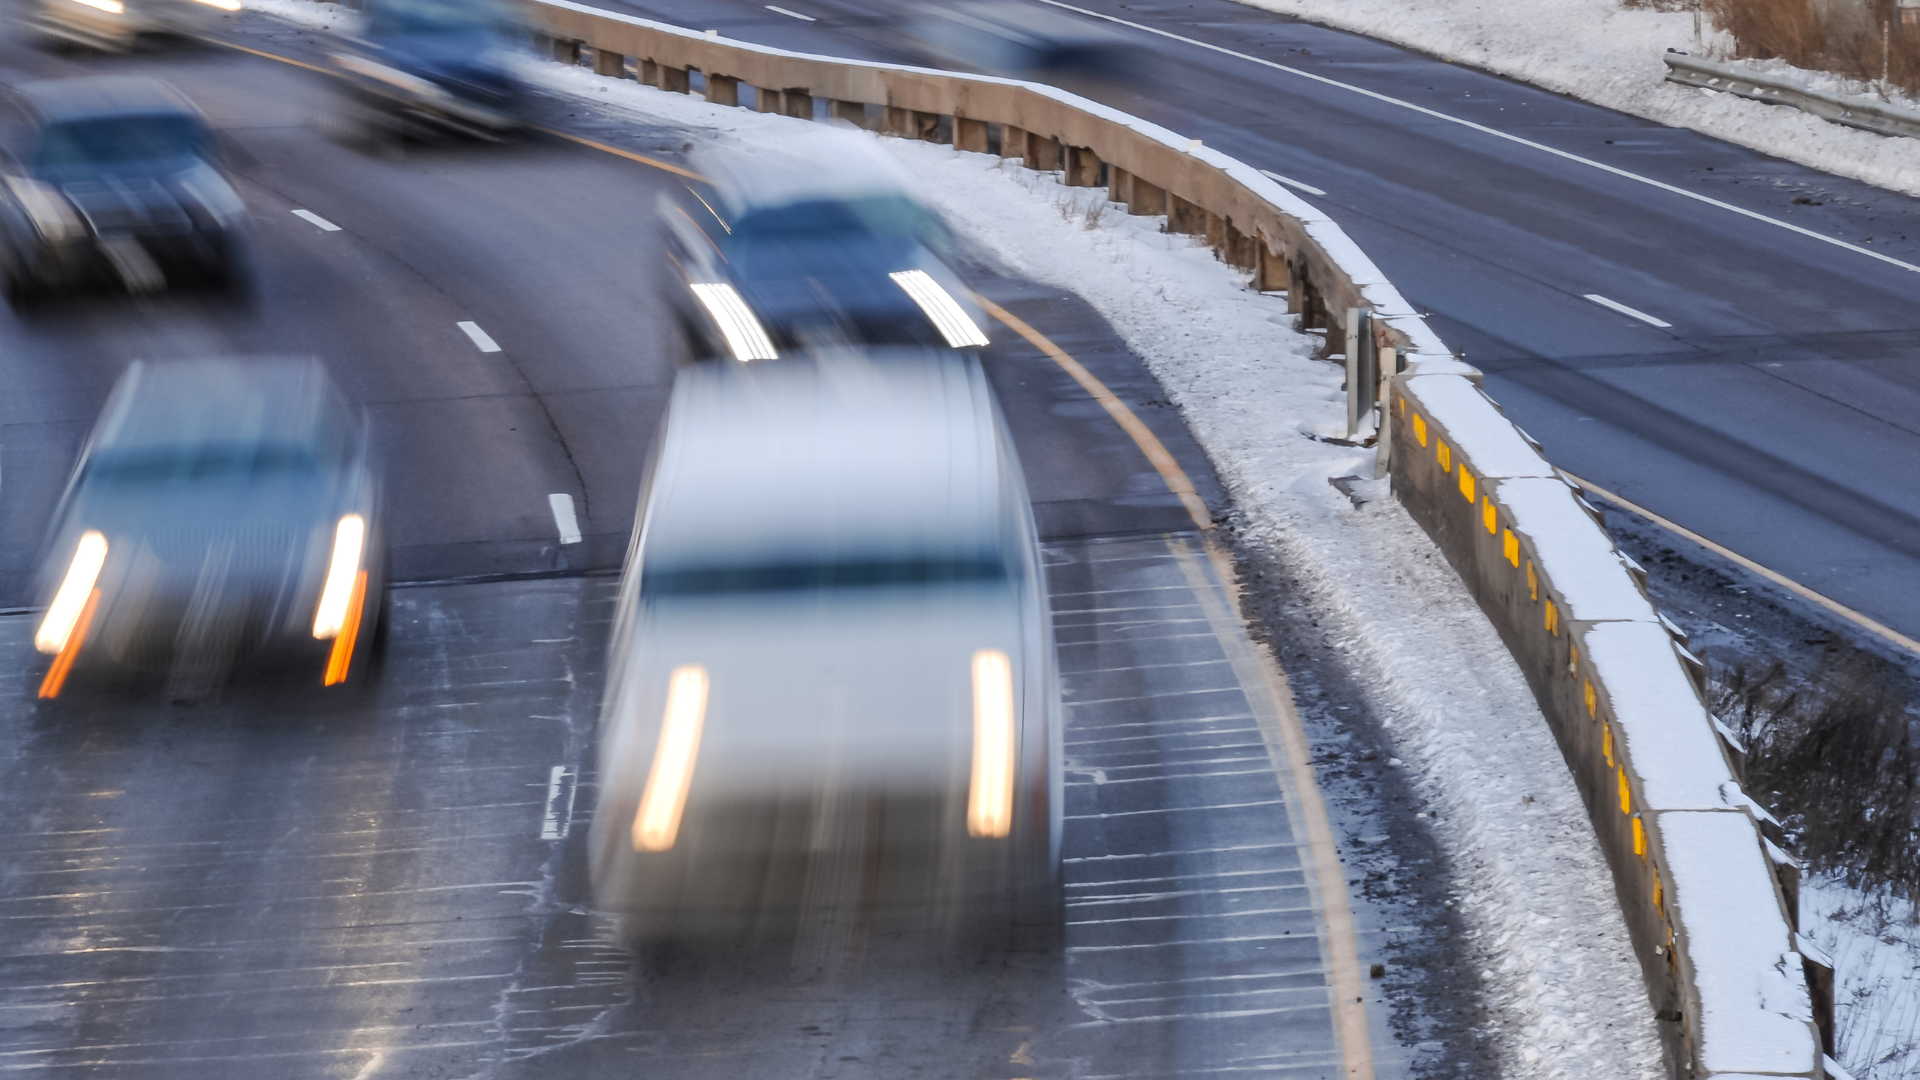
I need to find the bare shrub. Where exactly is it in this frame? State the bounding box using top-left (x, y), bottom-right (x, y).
top-left (1715, 658), bottom-right (1920, 902)
top-left (1700, 0), bottom-right (1920, 97)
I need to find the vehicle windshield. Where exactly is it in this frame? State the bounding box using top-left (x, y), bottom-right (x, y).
top-left (34, 114), bottom-right (209, 169)
top-left (84, 442), bottom-right (325, 489)
top-left (730, 195), bottom-right (947, 247)
top-left (641, 552), bottom-right (1008, 599)
top-left (366, 0), bottom-right (513, 35)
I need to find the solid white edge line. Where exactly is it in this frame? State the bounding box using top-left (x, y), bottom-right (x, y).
top-left (548, 493), bottom-right (583, 545)
top-left (1583, 292), bottom-right (1674, 328)
top-left (1032, 0), bottom-right (1920, 276)
top-left (766, 4), bottom-right (815, 19)
top-left (292, 209), bottom-right (341, 231)
top-left (1258, 168), bottom-right (1326, 197)
top-left (457, 320), bottom-right (502, 353)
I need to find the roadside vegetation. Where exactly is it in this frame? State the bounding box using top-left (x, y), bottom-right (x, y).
top-left (1713, 655), bottom-right (1920, 905)
top-left (1624, 0), bottom-right (1920, 97)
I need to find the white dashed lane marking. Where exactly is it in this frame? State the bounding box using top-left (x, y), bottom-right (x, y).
top-left (291, 209), bottom-right (341, 232)
top-left (766, 4), bottom-right (816, 19)
top-left (1259, 169), bottom-right (1326, 197)
top-left (1583, 293), bottom-right (1673, 328)
top-left (457, 321), bottom-right (502, 352)
top-left (548, 493), bottom-right (582, 546)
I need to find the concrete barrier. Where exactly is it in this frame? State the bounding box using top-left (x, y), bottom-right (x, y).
top-left (1391, 375), bottom-right (1828, 1077)
top-left (509, 5), bottom-right (1832, 1075)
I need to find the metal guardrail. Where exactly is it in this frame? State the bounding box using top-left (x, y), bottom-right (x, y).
top-left (511, 6), bottom-right (1833, 1075)
top-left (1663, 50), bottom-right (1920, 140)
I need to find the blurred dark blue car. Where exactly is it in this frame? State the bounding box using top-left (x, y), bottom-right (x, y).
top-left (0, 77), bottom-right (248, 301)
top-left (663, 129), bottom-right (989, 362)
top-left (328, 0), bottom-right (525, 144)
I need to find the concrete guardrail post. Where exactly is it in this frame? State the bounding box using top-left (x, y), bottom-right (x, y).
top-left (1126, 175), bottom-right (1167, 217)
top-left (707, 74), bottom-right (740, 107)
top-left (1065, 145), bottom-right (1101, 187)
top-left (954, 115), bottom-right (989, 153)
top-left (1166, 193), bottom-right (1205, 235)
top-left (757, 86), bottom-right (785, 114)
top-left (1024, 133), bottom-right (1061, 171)
top-left (552, 37), bottom-right (581, 64)
top-left (657, 64), bottom-right (689, 93)
top-left (828, 98), bottom-right (869, 127)
top-left (782, 89), bottom-right (813, 119)
top-left (591, 47), bottom-right (626, 77)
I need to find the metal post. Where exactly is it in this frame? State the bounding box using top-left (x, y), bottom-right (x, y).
top-left (1693, 0), bottom-right (1702, 51)
top-left (1345, 308), bottom-right (1376, 440)
top-left (1374, 346), bottom-right (1397, 477)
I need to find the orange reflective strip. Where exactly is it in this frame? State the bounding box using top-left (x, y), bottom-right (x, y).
top-left (323, 570), bottom-right (369, 686)
top-left (38, 589), bottom-right (100, 700)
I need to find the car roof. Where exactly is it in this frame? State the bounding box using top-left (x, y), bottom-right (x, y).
top-left (17, 76), bottom-right (199, 125)
top-left (643, 350), bottom-right (1012, 571)
top-left (690, 127), bottom-right (925, 219)
top-left (95, 357), bottom-right (354, 453)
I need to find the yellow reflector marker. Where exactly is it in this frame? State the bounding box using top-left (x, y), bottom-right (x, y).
top-left (37, 531), bottom-right (108, 655)
top-left (313, 514), bottom-right (366, 639)
top-left (37, 588), bottom-right (100, 699)
top-left (1458, 468), bottom-right (1474, 503)
top-left (689, 282), bottom-right (777, 361)
top-left (968, 648), bottom-right (1016, 839)
top-left (1618, 766), bottom-right (1631, 813)
top-left (890, 270), bottom-right (991, 348)
top-left (1412, 413), bottom-right (1427, 446)
top-left (322, 570), bottom-right (368, 687)
top-left (1633, 815), bottom-right (1647, 859)
top-left (633, 665), bottom-right (711, 852)
top-left (1502, 527), bottom-right (1520, 567)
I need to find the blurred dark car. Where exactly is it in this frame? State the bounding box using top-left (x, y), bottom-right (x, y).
top-left (901, 0), bottom-right (1131, 78)
top-left (664, 128), bottom-right (990, 361)
top-left (327, 0), bottom-right (525, 144)
top-left (34, 358), bottom-right (388, 699)
top-left (24, 0), bottom-right (236, 53)
top-left (0, 77), bottom-right (248, 301)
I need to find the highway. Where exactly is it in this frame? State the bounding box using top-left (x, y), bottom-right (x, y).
top-left (577, 0), bottom-right (1920, 647)
top-left (0, 21), bottom-right (1465, 1078)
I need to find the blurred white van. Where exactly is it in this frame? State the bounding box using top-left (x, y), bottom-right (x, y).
top-left (589, 350), bottom-right (1060, 946)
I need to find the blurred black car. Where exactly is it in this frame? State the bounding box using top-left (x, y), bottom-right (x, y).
top-left (23, 0), bottom-right (236, 53)
top-left (665, 129), bottom-right (990, 361)
top-left (34, 358), bottom-right (388, 699)
top-left (327, 0), bottom-right (525, 144)
top-left (901, 1), bottom-right (1131, 78)
top-left (0, 77), bottom-right (248, 300)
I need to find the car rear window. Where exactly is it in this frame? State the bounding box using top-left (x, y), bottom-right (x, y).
top-left (84, 442), bottom-right (323, 488)
top-left (641, 553), bottom-right (1008, 599)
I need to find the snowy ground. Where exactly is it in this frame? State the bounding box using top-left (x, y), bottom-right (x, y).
top-left (1229, 0), bottom-right (1920, 198)
top-left (506, 56), bottom-right (1667, 1080)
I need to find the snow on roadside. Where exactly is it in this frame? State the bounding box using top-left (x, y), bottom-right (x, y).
top-left (1802, 878), bottom-right (1920, 1080)
top-left (1226, 0), bottom-right (1920, 198)
top-left (518, 59), bottom-right (1666, 1080)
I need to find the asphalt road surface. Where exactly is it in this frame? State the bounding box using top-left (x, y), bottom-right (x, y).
top-left (0, 21), bottom-right (1451, 1080)
top-left (575, 0), bottom-right (1920, 647)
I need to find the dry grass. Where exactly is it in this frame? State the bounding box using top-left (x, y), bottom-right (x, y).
top-left (1715, 657), bottom-right (1920, 903)
top-left (1697, 0), bottom-right (1920, 96)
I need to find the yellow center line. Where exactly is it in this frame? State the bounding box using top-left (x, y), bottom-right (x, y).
top-left (981, 294), bottom-right (1375, 1080)
top-left (974, 294), bottom-right (1213, 533)
top-left (1565, 471), bottom-right (1920, 657)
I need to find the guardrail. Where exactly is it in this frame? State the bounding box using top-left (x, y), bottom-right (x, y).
top-left (1663, 50), bottom-right (1920, 141)
top-left (510, 5), bottom-right (1832, 1075)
